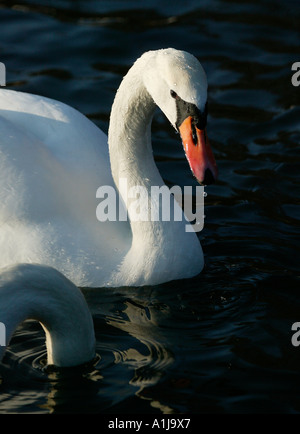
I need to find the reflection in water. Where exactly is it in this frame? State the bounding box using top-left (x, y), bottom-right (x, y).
top-left (107, 298), bottom-right (174, 394)
top-left (0, 289), bottom-right (177, 413)
top-left (40, 361), bottom-right (103, 414)
top-left (105, 306), bottom-right (175, 414)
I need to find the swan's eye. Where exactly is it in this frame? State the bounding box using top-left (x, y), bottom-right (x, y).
top-left (170, 90), bottom-right (178, 99)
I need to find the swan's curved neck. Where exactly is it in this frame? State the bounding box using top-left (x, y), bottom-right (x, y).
top-left (108, 57), bottom-right (203, 286)
top-left (108, 58), bottom-right (166, 244)
top-left (0, 264), bottom-right (95, 367)
top-left (108, 59), bottom-right (159, 191)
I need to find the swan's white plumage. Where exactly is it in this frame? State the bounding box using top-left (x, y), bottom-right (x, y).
top-left (0, 48), bottom-right (207, 287)
top-left (0, 89), bottom-right (129, 286)
top-left (0, 263), bottom-right (95, 367)
top-left (143, 49), bottom-right (207, 126)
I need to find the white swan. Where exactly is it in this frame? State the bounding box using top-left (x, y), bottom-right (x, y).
top-left (0, 48), bottom-right (217, 287)
top-left (0, 263), bottom-right (95, 367)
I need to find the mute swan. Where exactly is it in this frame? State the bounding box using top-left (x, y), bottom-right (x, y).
top-left (0, 263), bottom-right (95, 367)
top-left (0, 48), bottom-right (217, 287)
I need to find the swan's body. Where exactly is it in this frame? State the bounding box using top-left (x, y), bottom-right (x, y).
top-left (0, 49), bottom-right (217, 287)
top-left (0, 263), bottom-right (95, 367)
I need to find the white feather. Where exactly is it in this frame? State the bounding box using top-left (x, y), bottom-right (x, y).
top-left (0, 48), bottom-right (207, 287)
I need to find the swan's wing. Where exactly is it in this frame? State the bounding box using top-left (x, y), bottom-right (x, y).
top-left (0, 89), bottom-right (130, 287)
top-left (0, 89), bottom-right (111, 171)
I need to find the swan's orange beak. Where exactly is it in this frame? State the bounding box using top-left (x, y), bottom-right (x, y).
top-left (179, 116), bottom-right (218, 185)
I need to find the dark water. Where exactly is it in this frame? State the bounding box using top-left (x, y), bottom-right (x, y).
top-left (0, 0), bottom-right (299, 414)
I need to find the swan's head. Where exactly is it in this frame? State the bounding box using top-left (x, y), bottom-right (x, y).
top-left (143, 48), bottom-right (218, 185)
